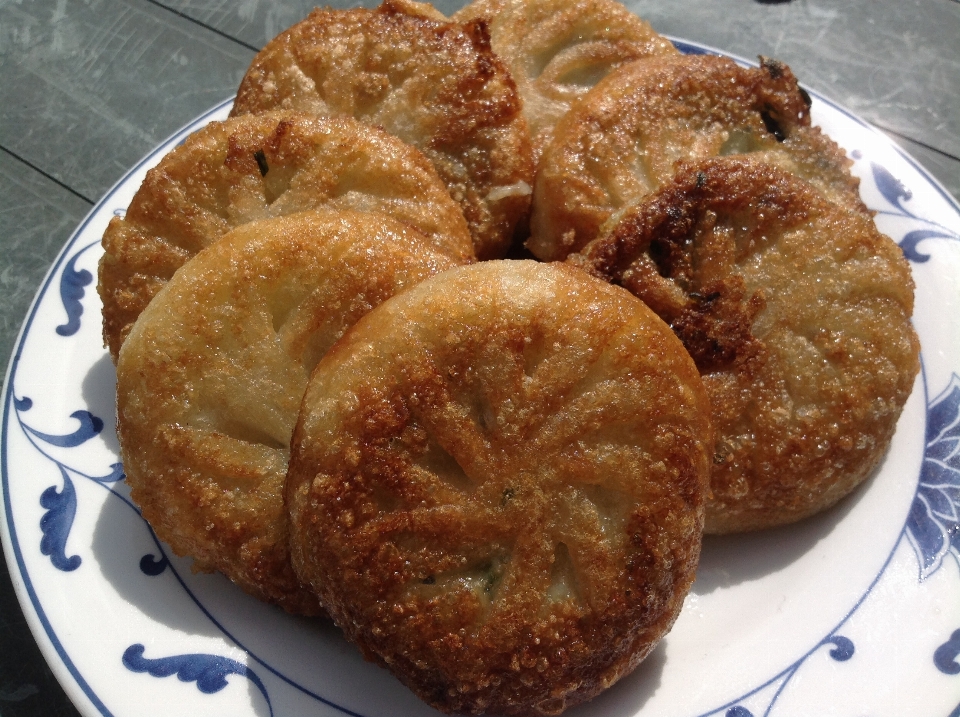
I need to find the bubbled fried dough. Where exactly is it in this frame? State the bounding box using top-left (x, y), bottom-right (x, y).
top-left (98, 110), bottom-right (473, 361)
top-left (231, 0), bottom-right (534, 260)
top-left (454, 0), bottom-right (678, 161)
top-left (570, 157), bottom-right (920, 533)
top-left (286, 260), bottom-right (712, 715)
top-left (529, 53), bottom-right (864, 261)
top-left (116, 210), bottom-right (459, 615)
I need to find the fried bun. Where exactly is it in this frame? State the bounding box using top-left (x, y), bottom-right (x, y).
top-left (286, 260), bottom-right (712, 714)
top-left (99, 110), bottom-right (473, 360)
top-left (454, 0), bottom-right (678, 161)
top-left (571, 157), bottom-right (920, 533)
top-left (116, 210), bottom-right (459, 614)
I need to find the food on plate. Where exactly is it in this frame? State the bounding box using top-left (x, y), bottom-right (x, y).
top-left (528, 53), bottom-right (864, 261)
top-left (286, 260), bottom-right (713, 714)
top-left (100, 0), bottom-right (925, 710)
top-left (454, 0), bottom-right (678, 161)
top-left (116, 209), bottom-right (460, 615)
top-left (570, 157), bottom-right (920, 533)
top-left (98, 109), bottom-right (473, 360)
top-left (231, 0), bottom-right (534, 260)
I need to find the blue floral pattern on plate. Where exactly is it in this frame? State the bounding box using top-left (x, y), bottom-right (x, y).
top-left (122, 644), bottom-right (273, 716)
top-left (12, 395), bottom-right (123, 573)
top-left (54, 242), bottom-right (97, 338)
top-left (907, 374), bottom-right (960, 580)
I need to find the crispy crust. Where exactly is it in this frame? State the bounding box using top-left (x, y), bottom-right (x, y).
top-left (529, 53), bottom-right (864, 261)
top-left (98, 110), bottom-right (473, 360)
top-left (570, 157), bottom-right (920, 533)
top-left (231, 0), bottom-right (534, 259)
top-left (287, 260), bottom-right (712, 714)
top-left (454, 0), bottom-right (677, 162)
top-left (116, 210), bottom-right (458, 615)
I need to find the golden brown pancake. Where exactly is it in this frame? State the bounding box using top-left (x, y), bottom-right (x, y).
top-left (98, 109), bottom-right (473, 360)
top-left (231, 0), bottom-right (534, 260)
top-left (287, 260), bottom-right (712, 714)
top-left (454, 0), bottom-right (678, 161)
top-left (529, 53), bottom-right (864, 261)
top-left (116, 210), bottom-right (459, 615)
top-left (570, 157), bottom-right (920, 533)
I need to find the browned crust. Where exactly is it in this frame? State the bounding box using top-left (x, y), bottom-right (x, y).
top-left (98, 109), bottom-right (474, 360)
top-left (231, 0), bottom-right (534, 259)
top-left (287, 260), bottom-right (712, 714)
top-left (454, 0), bottom-right (678, 161)
top-left (529, 53), bottom-right (864, 261)
top-left (117, 210), bottom-right (458, 615)
top-left (571, 157), bottom-right (920, 533)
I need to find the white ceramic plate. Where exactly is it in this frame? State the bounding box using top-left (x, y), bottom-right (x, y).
top-left (3, 39), bottom-right (960, 717)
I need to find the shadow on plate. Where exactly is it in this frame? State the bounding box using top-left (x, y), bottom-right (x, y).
top-left (80, 353), bottom-right (119, 455)
top-left (89, 482), bottom-right (226, 638)
top-left (82, 353), bottom-right (227, 637)
top-left (692, 455), bottom-right (884, 596)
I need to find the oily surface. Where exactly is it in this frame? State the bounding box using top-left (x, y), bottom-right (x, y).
top-left (454, 0), bottom-right (677, 161)
top-left (116, 210), bottom-right (458, 614)
top-left (232, 0), bottom-right (534, 260)
top-left (571, 157), bottom-right (920, 533)
top-left (529, 53), bottom-right (863, 261)
top-left (98, 109), bottom-right (473, 360)
top-left (287, 260), bottom-right (712, 715)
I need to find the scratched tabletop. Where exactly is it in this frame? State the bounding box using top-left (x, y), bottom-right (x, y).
top-left (1, 0), bottom-right (958, 714)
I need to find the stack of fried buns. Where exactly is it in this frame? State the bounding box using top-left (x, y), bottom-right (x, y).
top-left (101, 0), bottom-right (920, 714)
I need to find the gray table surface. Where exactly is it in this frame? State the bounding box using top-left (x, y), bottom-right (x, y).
top-left (1, 0), bottom-right (958, 714)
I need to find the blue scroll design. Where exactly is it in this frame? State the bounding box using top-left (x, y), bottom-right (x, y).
top-left (139, 552), bottom-right (170, 576)
top-left (54, 241), bottom-right (97, 337)
top-left (822, 635), bottom-right (855, 662)
top-left (935, 629), bottom-right (960, 676)
top-left (38, 464), bottom-right (81, 572)
top-left (905, 374), bottom-right (960, 580)
top-left (703, 635), bottom-right (855, 717)
top-left (122, 644), bottom-right (273, 716)
top-left (22, 408), bottom-right (103, 448)
top-left (859, 156), bottom-right (960, 263)
top-left (12, 394), bottom-right (124, 571)
top-left (937, 629), bottom-right (960, 717)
